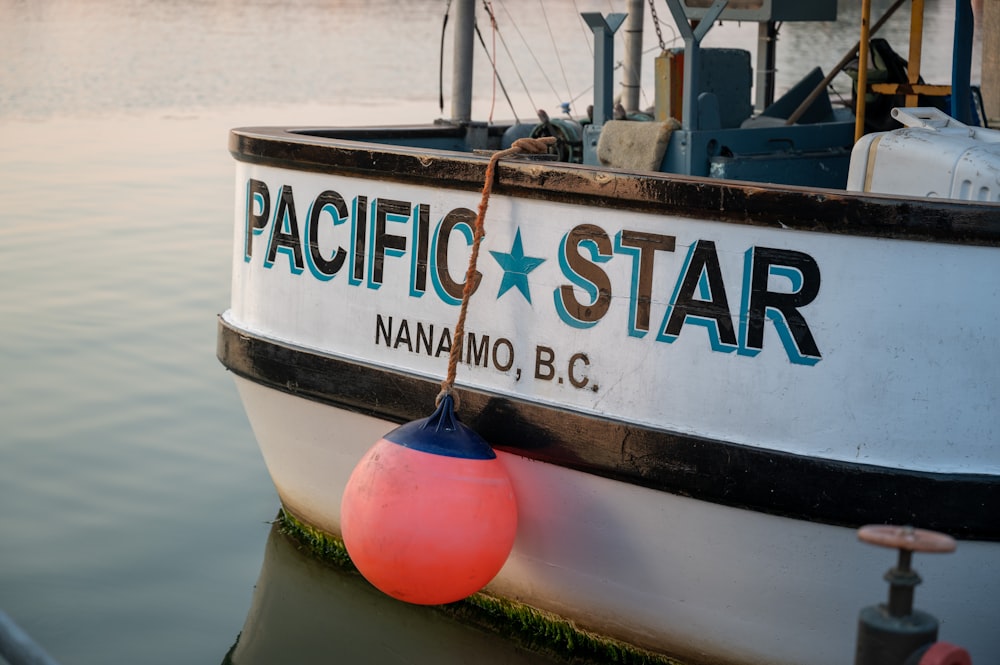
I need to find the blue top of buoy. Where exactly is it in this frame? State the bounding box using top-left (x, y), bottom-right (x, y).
top-left (384, 394), bottom-right (497, 459)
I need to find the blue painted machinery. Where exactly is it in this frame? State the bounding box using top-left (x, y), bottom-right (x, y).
top-left (507, 0), bottom-right (980, 191)
top-left (579, 0), bottom-right (854, 189)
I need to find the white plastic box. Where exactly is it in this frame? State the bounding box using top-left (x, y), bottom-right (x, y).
top-left (846, 107), bottom-right (1000, 202)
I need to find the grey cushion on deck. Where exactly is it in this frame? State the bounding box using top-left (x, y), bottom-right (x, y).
top-left (596, 118), bottom-right (680, 171)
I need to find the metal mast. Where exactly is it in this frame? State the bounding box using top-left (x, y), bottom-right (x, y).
top-left (451, 0), bottom-right (475, 123)
top-left (622, 0), bottom-right (645, 114)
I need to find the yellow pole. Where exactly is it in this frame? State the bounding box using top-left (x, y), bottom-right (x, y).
top-left (984, 0), bottom-right (1000, 124)
top-left (855, 0), bottom-right (873, 143)
top-left (906, 0), bottom-right (924, 107)
top-left (785, 0), bottom-right (907, 126)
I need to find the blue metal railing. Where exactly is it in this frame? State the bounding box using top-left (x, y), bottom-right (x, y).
top-left (0, 610), bottom-right (61, 665)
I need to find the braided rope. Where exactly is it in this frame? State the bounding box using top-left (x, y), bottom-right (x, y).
top-left (437, 136), bottom-right (556, 408)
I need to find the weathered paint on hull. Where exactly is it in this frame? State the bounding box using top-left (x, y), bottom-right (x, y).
top-left (229, 160), bottom-right (999, 479)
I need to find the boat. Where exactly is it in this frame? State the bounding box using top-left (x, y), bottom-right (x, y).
top-left (217, 0), bottom-right (999, 663)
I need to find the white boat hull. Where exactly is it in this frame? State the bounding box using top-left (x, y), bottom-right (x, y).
top-left (232, 374), bottom-right (1000, 665)
top-left (220, 123), bottom-right (1000, 664)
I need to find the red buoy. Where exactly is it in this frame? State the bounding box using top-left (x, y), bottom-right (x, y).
top-left (340, 394), bottom-right (517, 605)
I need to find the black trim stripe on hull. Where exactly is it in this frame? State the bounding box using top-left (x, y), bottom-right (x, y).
top-left (230, 126), bottom-right (1000, 247)
top-left (217, 317), bottom-right (999, 541)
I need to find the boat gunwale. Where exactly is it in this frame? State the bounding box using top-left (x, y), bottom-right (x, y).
top-left (217, 316), bottom-right (1000, 542)
top-left (229, 125), bottom-right (1000, 247)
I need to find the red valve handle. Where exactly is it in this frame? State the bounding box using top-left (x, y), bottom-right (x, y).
top-left (857, 525), bottom-right (957, 553)
top-left (918, 641), bottom-right (972, 665)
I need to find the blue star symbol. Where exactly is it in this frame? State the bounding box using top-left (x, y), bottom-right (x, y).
top-left (489, 228), bottom-right (545, 303)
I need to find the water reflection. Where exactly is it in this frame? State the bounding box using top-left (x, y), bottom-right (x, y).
top-left (1, 0), bottom-right (979, 123)
top-left (223, 521), bottom-right (566, 665)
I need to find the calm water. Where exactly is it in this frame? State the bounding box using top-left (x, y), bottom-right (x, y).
top-left (0, 1), bottom-right (979, 663)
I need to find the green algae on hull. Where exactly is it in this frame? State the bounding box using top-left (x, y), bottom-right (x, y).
top-left (277, 509), bottom-right (686, 665)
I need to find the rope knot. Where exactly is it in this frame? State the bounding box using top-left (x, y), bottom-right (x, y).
top-left (509, 136), bottom-right (557, 155)
top-left (435, 385), bottom-right (460, 410)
